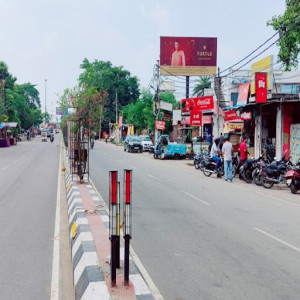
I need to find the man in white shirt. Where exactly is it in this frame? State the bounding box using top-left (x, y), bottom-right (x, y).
top-left (222, 136), bottom-right (233, 182)
top-left (210, 138), bottom-right (221, 172)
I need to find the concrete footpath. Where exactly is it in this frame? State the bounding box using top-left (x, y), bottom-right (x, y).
top-left (63, 150), bottom-right (162, 300)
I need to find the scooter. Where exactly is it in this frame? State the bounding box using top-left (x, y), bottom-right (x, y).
top-left (285, 159), bottom-right (300, 194)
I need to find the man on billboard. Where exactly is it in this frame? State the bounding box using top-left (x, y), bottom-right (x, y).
top-left (171, 40), bottom-right (186, 66)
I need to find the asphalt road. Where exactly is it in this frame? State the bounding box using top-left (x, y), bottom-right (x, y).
top-left (0, 134), bottom-right (73, 300)
top-left (90, 140), bottom-right (300, 300)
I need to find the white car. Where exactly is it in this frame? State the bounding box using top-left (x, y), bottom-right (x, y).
top-left (139, 135), bottom-right (153, 151)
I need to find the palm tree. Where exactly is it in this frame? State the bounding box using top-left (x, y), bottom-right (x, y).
top-left (193, 76), bottom-right (211, 97)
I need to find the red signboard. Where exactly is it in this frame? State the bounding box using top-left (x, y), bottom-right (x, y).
top-left (224, 110), bottom-right (239, 121)
top-left (256, 72), bottom-right (267, 103)
top-left (240, 112), bottom-right (252, 120)
top-left (181, 96), bottom-right (214, 112)
top-left (155, 120), bottom-right (165, 130)
top-left (190, 111), bottom-right (202, 126)
top-left (237, 82), bottom-right (250, 105)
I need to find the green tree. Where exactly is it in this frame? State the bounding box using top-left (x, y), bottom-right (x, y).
top-left (193, 76), bottom-right (211, 97)
top-left (268, 0), bottom-right (300, 70)
top-left (78, 59), bottom-right (140, 129)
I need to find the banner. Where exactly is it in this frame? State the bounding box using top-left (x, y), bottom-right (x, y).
top-left (118, 116), bottom-right (123, 127)
top-left (190, 110), bottom-right (202, 126)
top-left (224, 110), bottom-right (239, 121)
top-left (155, 120), bottom-right (165, 130)
top-left (181, 95), bottom-right (214, 112)
top-left (256, 72), bottom-right (267, 103)
top-left (237, 83), bottom-right (250, 105)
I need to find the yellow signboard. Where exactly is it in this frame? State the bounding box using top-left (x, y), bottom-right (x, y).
top-left (250, 55), bottom-right (273, 94)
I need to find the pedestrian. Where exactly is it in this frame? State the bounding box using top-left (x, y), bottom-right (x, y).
top-left (222, 136), bottom-right (233, 182)
top-left (239, 135), bottom-right (249, 165)
top-left (210, 138), bottom-right (221, 172)
top-left (219, 133), bottom-right (224, 150)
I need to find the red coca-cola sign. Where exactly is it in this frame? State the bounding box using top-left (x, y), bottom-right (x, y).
top-left (190, 110), bottom-right (202, 126)
top-left (181, 95), bottom-right (214, 112)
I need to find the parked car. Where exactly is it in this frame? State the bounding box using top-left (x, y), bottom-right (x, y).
top-left (139, 135), bottom-right (153, 151)
top-left (124, 136), bottom-right (143, 153)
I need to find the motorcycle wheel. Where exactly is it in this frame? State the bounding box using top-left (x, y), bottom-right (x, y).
top-left (290, 181), bottom-right (298, 194)
top-left (253, 171), bottom-right (263, 186)
top-left (195, 163), bottom-right (200, 170)
top-left (243, 170), bottom-right (253, 183)
top-left (263, 179), bottom-right (274, 189)
top-left (199, 161), bottom-right (205, 171)
top-left (203, 169), bottom-right (212, 177)
top-left (232, 165), bottom-right (237, 177)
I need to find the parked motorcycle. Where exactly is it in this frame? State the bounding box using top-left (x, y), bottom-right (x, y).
top-left (262, 155), bottom-right (292, 189)
top-left (285, 159), bottom-right (300, 194)
top-left (202, 156), bottom-right (224, 177)
top-left (239, 155), bottom-right (264, 183)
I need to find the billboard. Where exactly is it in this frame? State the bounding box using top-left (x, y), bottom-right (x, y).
top-left (237, 83), bottom-right (250, 105)
top-left (190, 111), bottom-right (202, 126)
top-left (250, 55), bottom-right (273, 94)
top-left (160, 36), bottom-right (217, 76)
top-left (155, 120), bottom-right (165, 130)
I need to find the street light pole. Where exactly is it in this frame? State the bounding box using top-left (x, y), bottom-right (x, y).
top-left (45, 79), bottom-right (47, 114)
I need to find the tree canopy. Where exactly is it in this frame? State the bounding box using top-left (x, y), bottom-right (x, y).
top-left (268, 0), bottom-right (300, 70)
top-left (0, 61), bottom-right (43, 131)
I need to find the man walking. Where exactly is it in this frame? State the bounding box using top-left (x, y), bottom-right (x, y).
top-left (222, 136), bottom-right (233, 182)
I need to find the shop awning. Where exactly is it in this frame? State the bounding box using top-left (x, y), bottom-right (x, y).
top-left (222, 104), bottom-right (246, 111)
top-left (0, 122), bottom-right (18, 128)
top-left (0, 125), bottom-right (8, 130)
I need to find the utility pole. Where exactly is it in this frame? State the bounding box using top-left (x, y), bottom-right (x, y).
top-left (154, 60), bottom-right (160, 143)
top-left (45, 79), bottom-right (47, 114)
top-left (115, 91), bottom-right (119, 144)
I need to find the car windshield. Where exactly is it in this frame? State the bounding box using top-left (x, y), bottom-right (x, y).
top-left (129, 136), bottom-right (139, 142)
top-left (139, 136), bottom-right (150, 141)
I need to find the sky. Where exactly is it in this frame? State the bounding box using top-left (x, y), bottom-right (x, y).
top-left (0, 0), bottom-right (287, 117)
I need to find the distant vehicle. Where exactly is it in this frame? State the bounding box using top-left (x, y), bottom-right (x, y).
top-left (124, 135), bottom-right (143, 153)
top-left (154, 134), bottom-right (186, 159)
top-left (139, 135), bottom-right (153, 151)
top-left (41, 130), bottom-right (47, 142)
top-left (55, 129), bottom-right (59, 134)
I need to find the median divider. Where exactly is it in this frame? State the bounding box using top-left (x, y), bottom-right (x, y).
top-left (62, 149), bottom-right (158, 299)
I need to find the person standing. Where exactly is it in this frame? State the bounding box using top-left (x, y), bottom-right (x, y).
top-left (222, 137), bottom-right (233, 182)
top-left (240, 135), bottom-right (249, 165)
top-left (210, 138), bottom-right (221, 172)
top-left (171, 40), bottom-right (186, 66)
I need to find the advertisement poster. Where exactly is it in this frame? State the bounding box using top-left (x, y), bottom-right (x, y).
top-left (181, 95), bottom-right (214, 112)
top-left (155, 120), bottom-right (165, 130)
top-left (255, 72), bottom-right (267, 103)
top-left (224, 110), bottom-right (239, 121)
top-left (190, 110), bottom-right (202, 126)
top-left (237, 83), bottom-right (250, 105)
top-left (160, 36), bottom-right (217, 76)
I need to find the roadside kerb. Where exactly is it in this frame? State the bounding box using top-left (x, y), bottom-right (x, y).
top-left (62, 149), bottom-right (159, 299)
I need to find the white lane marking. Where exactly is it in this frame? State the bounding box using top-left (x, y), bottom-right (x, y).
top-left (50, 141), bottom-right (62, 299)
top-left (181, 191), bottom-right (211, 206)
top-left (2, 165), bottom-right (9, 170)
top-left (254, 228), bottom-right (300, 253)
top-left (147, 174), bottom-right (163, 182)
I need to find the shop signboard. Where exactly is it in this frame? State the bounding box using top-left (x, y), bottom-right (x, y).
top-left (240, 111), bottom-right (252, 120)
top-left (160, 36), bottom-right (217, 76)
top-left (173, 109), bottom-right (182, 121)
top-left (190, 110), bottom-right (202, 126)
top-left (202, 115), bottom-right (212, 124)
top-left (255, 72), bottom-right (267, 103)
top-left (224, 109), bottom-right (239, 121)
top-left (155, 120), bottom-right (165, 130)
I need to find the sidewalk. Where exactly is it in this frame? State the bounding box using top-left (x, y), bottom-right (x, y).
top-left (63, 154), bottom-right (160, 299)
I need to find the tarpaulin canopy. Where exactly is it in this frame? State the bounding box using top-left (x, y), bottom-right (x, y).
top-left (0, 125), bottom-right (8, 130)
top-left (0, 122), bottom-right (18, 128)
